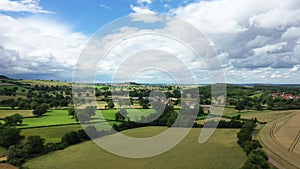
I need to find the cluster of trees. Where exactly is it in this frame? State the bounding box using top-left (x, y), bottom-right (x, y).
top-left (3, 113), bottom-right (23, 126)
top-left (0, 87), bottom-right (18, 96)
top-left (237, 121), bottom-right (270, 169)
top-left (115, 109), bottom-right (130, 122)
top-left (68, 106), bottom-right (96, 123)
top-left (0, 126), bottom-right (24, 148)
top-left (32, 104), bottom-right (49, 117)
top-left (203, 120), bottom-right (244, 128)
top-left (0, 93), bottom-right (71, 110)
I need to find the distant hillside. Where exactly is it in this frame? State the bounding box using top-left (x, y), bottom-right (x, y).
top-left (0, 75), bottom-right (9, 79)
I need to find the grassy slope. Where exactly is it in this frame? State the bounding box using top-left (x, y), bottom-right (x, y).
top-left (24, 127), bottom-right (246, 169)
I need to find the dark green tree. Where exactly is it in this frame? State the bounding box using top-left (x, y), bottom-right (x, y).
top-left (4, 113), bottom-right (23, 126)
top-left (235, 101), bottom-right (245, 112)
top-left (107, 100), bottom-right (115, 109)
top-left (33, 104), bottom-right (48, 117)
top-left (24, 136), bottom-right (45, 155)
top-left (0, 127), bottom-right (24, 147)
top-left (68, 107), bottom-right (76, 118)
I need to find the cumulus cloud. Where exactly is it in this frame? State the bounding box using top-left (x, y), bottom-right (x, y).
top-left (0, 0), bottom-right (52, 13)
top-left (0, 14), bottom-right (87, 79)
top-left (171, 0), bottom-right (300, 83)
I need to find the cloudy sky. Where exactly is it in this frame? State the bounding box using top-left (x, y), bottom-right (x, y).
top-left (0, 0), bottom-right (300, 84)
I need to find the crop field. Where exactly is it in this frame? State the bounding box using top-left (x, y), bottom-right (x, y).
top-left (222, 107), bottom-right (296, 123)
top-left (24, 127), bottom-right (246, 169)
top-left (259, 111), bottom-right (300, 169)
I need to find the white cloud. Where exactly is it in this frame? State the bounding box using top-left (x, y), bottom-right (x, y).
top-left (0, 14), bottom-right (87, 79)
top-left (137, 0), bottom-right (153, 4)
top-left (170, 0), bottom-right (300, 83)
top-left (0, 0), bottom-right (52, 13)
top-left (281, 27), bottom-right (300, 40)
top-left (100, 4), bottom-right (111, 10)
top-left (249, 8), bottom-right (300, 29)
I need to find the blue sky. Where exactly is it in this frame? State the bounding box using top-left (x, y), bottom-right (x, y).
top-left (0, 0), bottom-right (300, 84)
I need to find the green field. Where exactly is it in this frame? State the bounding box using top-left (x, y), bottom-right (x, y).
top-left (21, 125), bottom-right (83, 143)
top-left (19, 110), bottom-right (78, 128)
top-left (24, 127), bottom-right (246, 169)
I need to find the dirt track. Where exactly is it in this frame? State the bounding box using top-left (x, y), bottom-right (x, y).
top-left (259, 112), bottom-right (300, 169)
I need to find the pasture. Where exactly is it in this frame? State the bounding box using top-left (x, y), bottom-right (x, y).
top-left (21, 124), bottom-right (83, 143)
top-left (24, 127), bottom-right (246, 169)
top-left (19, 110), bottom-right (77, 128)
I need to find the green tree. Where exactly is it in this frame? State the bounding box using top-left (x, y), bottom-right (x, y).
top-left (0, 127), bottom-right (24, 147)
top-left (68, 107), bottom-right (76, 118)
top-left (115, 109), bottom-right (128, 122)
top-left (235, 101), bottom-right (245, 112)
top-left (107, 100), bottom-right (115, 109)
top-left (242, 140), bottom-right (262, 155)
top-left (4, 113), bottom-right (23, 126)
top-left (255, 102), bottom-right (263, 110)
top-left (33, 104), bottom-right (48, 117)
top-left (241, 152), bottom-right (270, 169)
top-left (24, 136), bottom-right (45, 155)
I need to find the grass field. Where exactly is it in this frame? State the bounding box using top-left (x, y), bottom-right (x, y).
top-left (21, 125), bottom-right (83, 143)
top-left (259, 111), bottom-right (300, 169)
top-left (19, 110), bottom-right (77, 128)
top-left (0, 109), bottom-right (34, 118)
top-left (96, 109), bottom-right (157, 121)
top-left (24, 127), bottom-right (246, 169)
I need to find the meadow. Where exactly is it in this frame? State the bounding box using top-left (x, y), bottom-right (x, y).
top-left (24, 127), bottom-right (246, 169)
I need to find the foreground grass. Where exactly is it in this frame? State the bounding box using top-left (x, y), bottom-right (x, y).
top-left (24, 127), bottom-right (246, 169)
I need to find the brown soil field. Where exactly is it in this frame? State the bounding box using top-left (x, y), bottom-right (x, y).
top-left (259, 111), bottom-right (300, 169)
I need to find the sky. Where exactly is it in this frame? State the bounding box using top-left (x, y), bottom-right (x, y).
top-left (0, 0), bottom-right (300, 84)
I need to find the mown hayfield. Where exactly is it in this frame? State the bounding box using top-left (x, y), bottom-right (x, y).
top-left (222, 107), bottom-right (297, 123)
top-left (239, 110), bottom-right (297, 123)
top-left (0, 109), bottom-right (34, 118)
top-left (259, 112), bottom-right (300, 169)
top-left (24, 127), bottom-right (246, 169)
